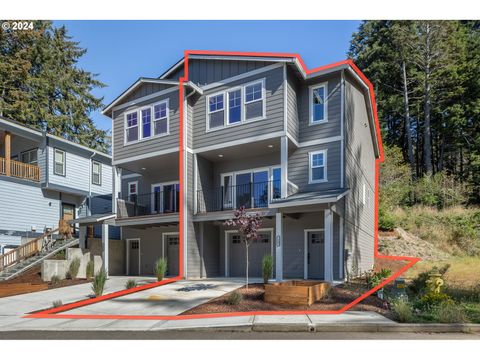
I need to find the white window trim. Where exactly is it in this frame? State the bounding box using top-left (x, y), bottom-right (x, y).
top-left (124, 99), bottom-right (170, 145)
top-left (124, 111), bottom-right (139, 144)
top-left (243, 78), bottom-right (266, 122)
top-left (20, 148), bottom-right (38, 165)
top-left (152, 99), bottom-right (170, 137)
top-left (92, 160), bottom-right (102, 186)
top-left (206, 91), bottom-right (226, 131)
top-left (205, 77), bottom-right (266, 133)
top-left (53, 148), bottom-right (66, 176)
top-left (127, 180), bottom-right (138, 202)
top-left (309, 82), bottom-right (328, 125)
top-left (308, 150), bottom-right (328, 184)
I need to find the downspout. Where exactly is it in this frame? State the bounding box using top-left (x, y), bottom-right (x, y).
top-left (45, 134), bottom-right (49, 188)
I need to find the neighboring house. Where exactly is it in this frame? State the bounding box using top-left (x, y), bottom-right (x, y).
top-left (0, 116), bottom-right (114, 253)
top-left (103, 52), bottom-right (381, 282)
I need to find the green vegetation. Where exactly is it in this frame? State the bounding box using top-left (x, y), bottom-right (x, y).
top-left (262, 254), bottom-right (273, 284)
top-left (391, 299), bottom-right (415, 323)
top-left (366, 268), bottom-right (392, 289)
top-left (52, 300), bottom-right (63, 308)
top-left (226, 291), bottom-right (243, 306)
top-left (66, 257), bottom-right (81, 279)
top-left (86, 260), bottom-right (94, 280)
top-left (50, 275), bottom-right (61, 286)
top-left (91, 269), bottom-right (107, 297)
top-left (125, 279), bottom-right (138, 289)
top-left (154, 258), bottom-right (168, 281)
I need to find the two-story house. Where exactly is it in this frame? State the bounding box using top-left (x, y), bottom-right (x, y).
top-left (103, 51), bottom-right (381, 283)
top-left (0, 116), bottom-right (114, 254)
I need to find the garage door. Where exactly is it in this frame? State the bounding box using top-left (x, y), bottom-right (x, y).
top-left (229, 231), bottom-right (272, 277)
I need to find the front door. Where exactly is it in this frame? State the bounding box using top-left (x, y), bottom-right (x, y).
top-left (128, 239), bottom-right (140, 275)
top-left (307, 230), bottom-right (325, 279)
top-left (166, 234), bottom-right (179, 276)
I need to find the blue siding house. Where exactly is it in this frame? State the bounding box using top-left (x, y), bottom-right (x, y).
top-left (0, 116), bottom-right (114, 253)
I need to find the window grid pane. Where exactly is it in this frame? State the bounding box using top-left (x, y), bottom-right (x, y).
top-left (312, 86), bottom-right (325, 122)
top-left (209, 94), bottom-right (224, 113)
top-left (245, 82), bottom-right (262, 102)
top-left (141, 108), bottom-right (151, 138)
top-left (228, 89), bottom-right (241, 124)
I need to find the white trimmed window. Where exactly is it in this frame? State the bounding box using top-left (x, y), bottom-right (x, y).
top-left (227, 89), bottom-right (242, 124)
top-left (153, 100), bottom-right (169, 135)
top-left (309, 150), bottom-right (327, 183)
top-left (92, 161), bottom-right (101, 186)
top-left (54, 148), bottom-right (66, 176)
top-left (128, 181), bottom-right (138, 202)
top-left (244, 80), bottom-right (265, 121)
top-left (21, 148), bottom-right (38, 165)
top-left (141, 108), bottom-right (152, 139)
top-left (207, 93), bottom-right (225, 129)
top-left (125, 111), bottom-right (139, 142)
top-left (309, 83), bottom-right (328, 124)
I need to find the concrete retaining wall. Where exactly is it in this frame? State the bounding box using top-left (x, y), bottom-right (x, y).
top-left (87, 238), bottom-right (125, 276)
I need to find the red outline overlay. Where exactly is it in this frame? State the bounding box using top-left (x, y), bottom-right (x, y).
top-left (24, 50), bottom-right (419, 321)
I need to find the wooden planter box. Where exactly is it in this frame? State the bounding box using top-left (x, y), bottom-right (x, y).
top-left (264, 280), bottom-right (330, 306)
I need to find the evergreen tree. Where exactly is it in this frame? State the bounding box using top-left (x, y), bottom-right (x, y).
top-left (0, 21), bottom-right (108, 152)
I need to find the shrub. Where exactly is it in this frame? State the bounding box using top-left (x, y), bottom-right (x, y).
top-left (434, 302), bottom-right (467, 323)
top-left (226, 291), bottom-right (243, 306)
top-left (416, 292), bottom-right (453, 311)
top-left (409, 264), bottom-right (450, 296)
top-left (66, 257), bottom-right (81, 279)
top-left (262, 254), bottom-right (273, 284)
top-left (91, 269), bottom-right (107, 297)
top-left (378, 206), bottom-right (396, 231)
top-left (154, 258), bottom-right (168, 281)
top-left (391, 299), bottom-right (415, 323)
top-left (366, 268), bottom-right (392, 289)
top-left (86, 260), bottom-right (94, 279)
top-left (50, 275), bottom-right (61, 286)
top-left (52, 300), bottom-right (63, 308)
top-left (125, 279), bottom-right (137, 289)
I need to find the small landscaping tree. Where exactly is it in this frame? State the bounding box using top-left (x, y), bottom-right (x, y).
top-left (224, 206), bottom-right (262, 289)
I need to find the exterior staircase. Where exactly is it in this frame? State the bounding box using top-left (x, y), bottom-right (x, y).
top-left (0, 229), bottom-right (79, 281)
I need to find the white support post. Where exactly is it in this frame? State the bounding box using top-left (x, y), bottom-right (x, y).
top-left (324, 209), bottom-right (333, 282)
top-left (102, 223), bottom-right (109, 277)
top-left (280, 135), bottom-right (288, 198)
top-left (79, 225), bottom-right (87, 249)
top-left (275, 211), bottom-right (283, 281)
top-left (112, 166), bottom-right (121, 215)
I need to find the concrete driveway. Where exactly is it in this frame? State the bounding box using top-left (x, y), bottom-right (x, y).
top-left (61, 278), bottom-right (246, 316)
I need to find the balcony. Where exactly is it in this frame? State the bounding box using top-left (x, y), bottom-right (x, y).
top-left (117, 189), bottom-right (179, 219)
top-left (0, 157), bottom-right (40, 182)
top-left (197, 180), bottom-right (281, 213)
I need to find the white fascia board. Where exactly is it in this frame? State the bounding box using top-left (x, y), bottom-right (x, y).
top-left (159, 58), bottom-right (185, 80)
top-left (47, 134), bottom-right (111, 159)
top-left (268, 190), bottom-right (350, 209)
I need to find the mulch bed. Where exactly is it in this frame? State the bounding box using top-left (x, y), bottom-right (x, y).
top-left (0, 265), bottom-right (90, 298)
top-left (181, 282), bottom-right (394, 319)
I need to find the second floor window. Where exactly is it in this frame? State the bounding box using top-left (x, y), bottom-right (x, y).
top-left (228, 89), bottom-right (242, 124)
top-left (309, 150), bottom-right (327, 183)
top-left (128, 181), bottom-right (138, 202)
top-left (20, 148), bottom-right (38, 165)
top-left (141, 108), bottom-right (151, 138)
top-left (153, 102), bottom-right (168, 135)
top-left (92, 161), bottom-right (101, 185)
top-left (54, 148), bottom-right (66, 176)
top-left (126, 112), bottom-right (139, 142)
top-left (310, 83), bottom-right (328, 124)
top-left (244, 80), bottom-right (264, 120)
top-left (208, 93), bottom-right (225, 129)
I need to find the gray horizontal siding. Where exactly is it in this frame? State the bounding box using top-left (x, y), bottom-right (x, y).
top-left (343, 76), bottom-right (376, 275)
top-left (192, 66), bottom-right (284, 150)
top-left (298, 74), bottom-right (342, 142)
top-left (288, 141), bottom-right (342, 192)
top-left (123, 83), bottom-right (176, 104)
top-left (112, 90), bottom-right (180, 162)
top-left (286, 68), bottom-right (299, 142)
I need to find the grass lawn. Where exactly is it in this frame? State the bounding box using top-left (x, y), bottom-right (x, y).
top-left (404, 256), bottom-right (480, 288)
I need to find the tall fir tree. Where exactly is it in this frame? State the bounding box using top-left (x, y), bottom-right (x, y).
top-left (0, 21), bottom-right (108, 152)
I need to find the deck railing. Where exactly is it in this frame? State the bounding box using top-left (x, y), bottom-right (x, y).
top-left (197, 180), bottom-right (281, 213)
top-left (117, 190), bottom-right (180, 218)
top-left (0, 228), bottom-right (59, 272)
top-left (0, 157), bottom-right (40, 182)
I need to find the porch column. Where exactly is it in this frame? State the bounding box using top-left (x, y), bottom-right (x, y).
top-left (102, 223), bottom-right (109, 277)
top-left (4, 131), bottom-right (11, 176)
top-left (112, 166), bottom-right (121, 215)
top-left (324, 208), bottom-right (333, 282)
top-left (79, 225), bottom-right (87, 249)
top-left (275, 211), bottom-right (283, 281)
top-left (280, 135), bottom-right (288, 198)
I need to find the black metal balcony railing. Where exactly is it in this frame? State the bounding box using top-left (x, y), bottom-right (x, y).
top-left (117, 190), bottom-right (179, 218)
top-left (197, 180), bottom-right (281, 213)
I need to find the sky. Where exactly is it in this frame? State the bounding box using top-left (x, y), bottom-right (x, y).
top-left (53, 20), bottom-right (361, 132)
